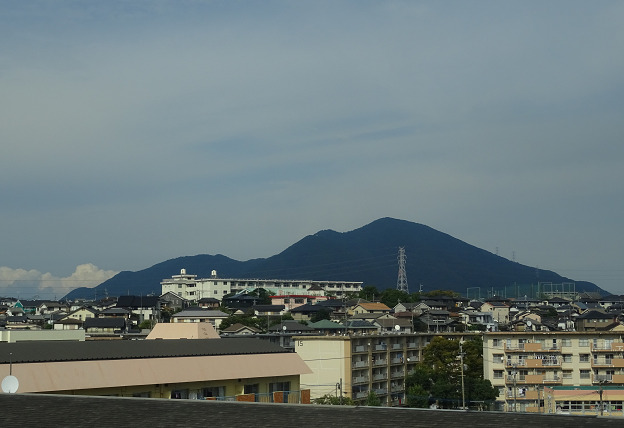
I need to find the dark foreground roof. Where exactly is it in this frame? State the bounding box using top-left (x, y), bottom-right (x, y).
top-left (0, 337), bottom-right (288, 364)
top-left (0, 394), bottom-right (618, 428)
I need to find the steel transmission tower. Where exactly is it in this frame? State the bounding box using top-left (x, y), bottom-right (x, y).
top-left (396, 247), bottom-right (409, 293)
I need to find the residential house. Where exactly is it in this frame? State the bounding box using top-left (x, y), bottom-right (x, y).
top-left (575, 310), bottom-right (619, 332)
top-left (84, 317), bottom-right (127, 336)
top-left (461, 310), bottom-right (496, 331)
top-left (171, 307), bottom-right (229, 329)
top-left (197, 297), bottom-right (220, 309)
top-left (352, 302), bottom-right (392, 316)
top-left (481, 301), bottom-right (510, 325)
top-left (159, 291), bottom-right (189, 310)
top-left (36, 301), bottom-right (68, 315)
top-left (220, 323), bottom-right (261, 336)
top-left (290, 303), bottom-right (331, 321)
top-left (393, 302), bottom-right (420, 314)
top-left (116, 295), bottom-right (160, 325)
top-left (252, 305), bottom-right (286, 317)
top-left (308, 319), bottom-right (346, 335)
top-left (373, 318), bottom-right (412, 334)
top-left (271, 294), bottom-right (328, 312)
top-left (61, 306), bottom-right (99, 323)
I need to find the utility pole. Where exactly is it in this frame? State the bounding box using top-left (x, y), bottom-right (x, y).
top-left (599, 379), bottom-right (609, 416)
top-left (512, 364), bottom-right (518, 412)
top-left (459, 342), bottom-right (466, 410)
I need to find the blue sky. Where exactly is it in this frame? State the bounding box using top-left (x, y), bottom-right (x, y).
top-left (1, 1), bottom-right (623, 299)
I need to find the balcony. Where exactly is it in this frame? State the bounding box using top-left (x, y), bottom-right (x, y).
top-left (352, 360), bottom-right (368, 369)
top-left (373, 373), bottom-right (387, 381)
top-left (375, 344), bottom-right (388, 351)
top-left (352, 376), bottom-right (369, 384)
top-left (354, 345), bottom-right (368, 353)
top-left (391, 357), bottom-right (404, 365)
top-left (591, 358), bottom-right (624, 368)
top-left (390, 371), bottom-right (404, 379)
top-left (526, 358), bottom-right (561, 368)
top-left (392, 343), bottom-right (402, 350)
top-left (391, 384), bottom-right (403, 392)
top-left (591, 342), bottom-right (624, 352)
top-left (504, 343), bottom-right (561, 353)
top-left (374, 359), bottom-right (387, 366)
top-left (505, 375), bottom-right (562, 385)
top-left (506, 390), bottom-right (540, 400)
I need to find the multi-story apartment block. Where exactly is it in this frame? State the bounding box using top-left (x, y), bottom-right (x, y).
top-left (161, 269), bottom-right (363, 302)
top-left (295, 332), bottom-right (473, 406)
top-left (484, 331), bottom-right (624, 415)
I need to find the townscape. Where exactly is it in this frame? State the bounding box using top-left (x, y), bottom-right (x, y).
top-left (2, 267), bottom-right (624, 420)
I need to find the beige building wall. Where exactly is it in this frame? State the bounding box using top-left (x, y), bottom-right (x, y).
top-left (483, 332), bottom-right (624, 413)
top-left (295, 337), bottom-right (350, 400)
top-left (1, 353), bottom-right (309, 398)
top-left (0, 329), bottom-right (85, 342)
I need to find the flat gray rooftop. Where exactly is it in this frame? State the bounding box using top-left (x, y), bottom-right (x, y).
top-left (0, 394), bottom-right (621, 428)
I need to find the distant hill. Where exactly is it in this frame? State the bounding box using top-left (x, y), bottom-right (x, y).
top-left (63, 217), bottom-right (605, 300)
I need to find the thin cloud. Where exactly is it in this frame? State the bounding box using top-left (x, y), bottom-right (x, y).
top-left (0, 264), bottom-right (118, 300)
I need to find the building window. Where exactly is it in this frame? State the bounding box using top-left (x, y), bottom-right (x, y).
top-left (202, 386), bottom-right (225, 398)
top-left (244, 384), bottom-right (259, 394)
top-left (493, 354), bottom-right (504, 364)
top-left (562, 339), bottom-right (571, 347)
top-left (580, 370), bottom-right (590, 379)
top-left (492, 338), bottom-right (501, 348)
top-left (562, 354), bottom-right (572, 363)
top-left (563, 370), bottom-right (573, 379)
top-left (269, 381), bottom-right (291, 393)
top-left (579, 338), bottom-right (589, 347)
top-left (580, 354), bottom-right (590, 363)
top-left (494, 370), bottom-right (504, 379)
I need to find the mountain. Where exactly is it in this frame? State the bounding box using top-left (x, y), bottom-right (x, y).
top-left (63, 217), bottom-right (605, 300)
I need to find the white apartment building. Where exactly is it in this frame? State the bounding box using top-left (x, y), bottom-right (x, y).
top-left (160, 269), bottom-right (363, 302)
top-left (483, 331), bottom-right (624, 416)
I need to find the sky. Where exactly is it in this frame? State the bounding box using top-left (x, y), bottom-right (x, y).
top-left (1, 1), bottom-right (623, 300)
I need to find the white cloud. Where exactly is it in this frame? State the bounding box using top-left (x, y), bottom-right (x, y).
top-left (0, 264), bottom-right (118, 300)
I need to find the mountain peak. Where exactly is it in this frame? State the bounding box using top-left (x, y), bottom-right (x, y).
top-left (63, 218), bottom-right (605, 299)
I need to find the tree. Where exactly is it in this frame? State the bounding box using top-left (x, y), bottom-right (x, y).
top-left (218, 313), bottom-right (264, 331)
top-left (139, 319), bottom-right (154, 329)
top-left (405, 336), bottom-right (497, 409)
top-left (359, 285), bottom-right (380, 301)
top-left (310, 308), bottom-right (332, 323)
top-left (365, 390), bottom-right (382, 406)
top-left (379, 289), bottom-right (411, 308)
top-left (247, 288), bottom-right (271, 305)
top-left (313, 394), bottom-right (356, 406)
top-left (405, 384), bottom-right (430, 408)
top-left (422, 290), bottom-right (460, 298)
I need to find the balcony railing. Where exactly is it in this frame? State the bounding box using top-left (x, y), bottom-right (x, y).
top-left (591, 342), bottom-right (624, 352)
top-left (504, 343), bottom-right (561, 353)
